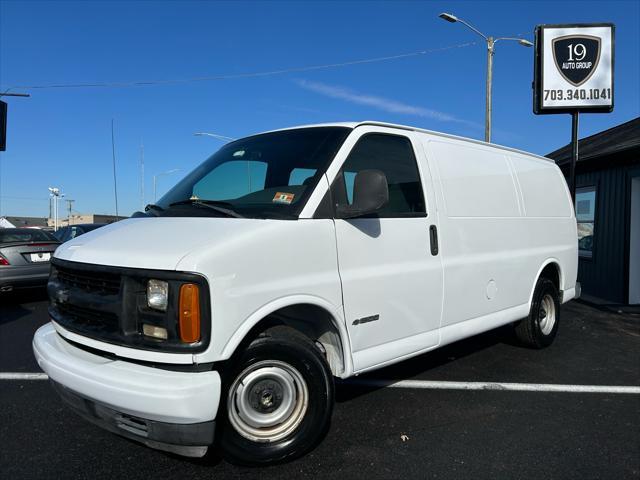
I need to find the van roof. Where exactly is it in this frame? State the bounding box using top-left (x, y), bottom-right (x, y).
top-left (267, 121), bottom-right (553, 163)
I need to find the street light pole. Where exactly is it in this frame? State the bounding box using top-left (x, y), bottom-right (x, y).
top-left (48, 187), bottom-right (64, 231)
top-left (486, 36), bottom-right (494, 143)
top-left (439, 13), bottom-right (533, 143)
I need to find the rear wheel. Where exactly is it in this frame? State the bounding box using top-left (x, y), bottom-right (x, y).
top-left (218, 326), bottom-right (334, 465)
top-left (515, 277), bottom-right (560, 348)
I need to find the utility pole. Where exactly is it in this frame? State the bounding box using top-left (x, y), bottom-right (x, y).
top-left (111, 119), bottom-right (119, 219)
top-left (140, 140), bottom-right (145, 211)
top-left (66, 199), bottom-right (75, 226)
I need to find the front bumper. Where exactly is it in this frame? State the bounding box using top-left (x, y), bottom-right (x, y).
top-left (33, 323), bottom-right (221, 457)
top-left (51, 380), bottom-right (214, 457)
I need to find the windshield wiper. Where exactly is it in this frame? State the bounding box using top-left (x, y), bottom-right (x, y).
top-left (168, 199), bottom-right (244, 218)
top-left (145, 203), bottom-right (165, 212)
top-left (142, 203), bottom-right (165, 217)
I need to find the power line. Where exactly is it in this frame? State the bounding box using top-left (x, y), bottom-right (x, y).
top-left (1, 40), bottom-right (495, 91)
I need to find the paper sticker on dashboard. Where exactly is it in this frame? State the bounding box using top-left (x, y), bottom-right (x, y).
top-left (273, 192), bottom-right (295, 204)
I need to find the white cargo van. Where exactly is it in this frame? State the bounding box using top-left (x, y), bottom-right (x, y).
top-left (33, 121), bottom-right (579, 465)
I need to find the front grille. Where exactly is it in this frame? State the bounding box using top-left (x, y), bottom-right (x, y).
top-left (56, 265), bottom-right (121, 295)
top-left (49, 258), bottom-right (210, 353)
top-left (56, 303), bottom-right (119, 334)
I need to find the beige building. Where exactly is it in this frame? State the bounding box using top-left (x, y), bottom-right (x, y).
top-left (48, 214), bottom-right (123, 227)
top-left (1, 214), bottom-right (123, 229)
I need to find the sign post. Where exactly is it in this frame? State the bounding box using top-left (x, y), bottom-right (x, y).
top-left (533, 23), bottom-right (614, 203)
top-left (570, 112), bottom-right (579, 200)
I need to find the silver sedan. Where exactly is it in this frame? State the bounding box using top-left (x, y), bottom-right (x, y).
top-left (0, 228), bottom-right (60, 293)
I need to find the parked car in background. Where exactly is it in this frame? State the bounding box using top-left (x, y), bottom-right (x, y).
top-left (0, 228), bottom-right (60, 293)
top-left (54, 224), bottom-right (107, 243)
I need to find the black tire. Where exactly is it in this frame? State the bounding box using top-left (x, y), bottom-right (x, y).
top-left (515, 277), bottom-right (560, 348)
top-left (218, 326), bottom-right (334, 466)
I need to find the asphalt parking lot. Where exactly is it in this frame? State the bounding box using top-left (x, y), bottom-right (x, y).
top-left (1, 290), bottom-right (639, 479)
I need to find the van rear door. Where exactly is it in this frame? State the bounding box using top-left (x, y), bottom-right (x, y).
top-left (330, 128), bottom-right (443, 372)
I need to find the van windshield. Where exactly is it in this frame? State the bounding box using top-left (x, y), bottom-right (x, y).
top-left (153, 127), bottom-right (351, 219)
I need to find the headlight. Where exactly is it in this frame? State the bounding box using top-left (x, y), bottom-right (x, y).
top-left (147, 279), bottom-right (169, 311)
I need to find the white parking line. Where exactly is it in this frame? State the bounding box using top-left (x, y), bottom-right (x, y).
top-left (0, 372), bottom-right (48, 380)
top-left (2, 373), bottom-right (639, 394)
top-left (343, 379), bottom-right (640, 394)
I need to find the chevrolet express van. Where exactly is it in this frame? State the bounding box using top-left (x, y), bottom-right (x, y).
top-left (33, 122), bottom-right (579, 465)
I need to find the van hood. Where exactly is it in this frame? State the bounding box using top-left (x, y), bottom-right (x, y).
top-left (55, 217), bottom-right (277, 271)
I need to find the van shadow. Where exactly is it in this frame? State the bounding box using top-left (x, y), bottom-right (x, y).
top-left (335, 324), bottom-right (520, 403)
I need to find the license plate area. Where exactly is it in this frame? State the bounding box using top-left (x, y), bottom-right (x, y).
top-left (30, 252), bottom-right (51, 262)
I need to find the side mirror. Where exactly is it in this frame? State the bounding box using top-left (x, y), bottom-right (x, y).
top-left (336, 169), bottom-right (389, 219)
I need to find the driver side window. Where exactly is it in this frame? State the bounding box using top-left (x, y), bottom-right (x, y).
top-left (331, 133), bottom-right (426, 217)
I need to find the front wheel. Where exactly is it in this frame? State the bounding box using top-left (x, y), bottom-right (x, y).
top-left (218, 326), bottom-right (334, 465)
top-left (514, 277), bottom-right (560, 348)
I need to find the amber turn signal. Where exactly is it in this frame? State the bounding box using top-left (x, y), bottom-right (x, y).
top-left (179, 283), bottom-right (201, 343)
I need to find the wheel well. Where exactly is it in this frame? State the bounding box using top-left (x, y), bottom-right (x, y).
top-left (540, 262), bottom-right (560, 291)
top-left (241, 304), bottom-right (345, 377)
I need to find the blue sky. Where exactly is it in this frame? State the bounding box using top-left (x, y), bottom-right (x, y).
top-left (1, 0), bottom-right (638, 217)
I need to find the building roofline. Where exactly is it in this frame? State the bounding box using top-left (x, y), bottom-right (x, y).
top-left (547, 116), bottom-right (640, 165)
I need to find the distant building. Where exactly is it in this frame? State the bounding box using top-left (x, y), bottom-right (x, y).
top-left (49, 213), bottom-right (123, 227)
top-left (0, 214), bottom-right (124, 229)
top-left (547, 117), bottom-right (640, 305)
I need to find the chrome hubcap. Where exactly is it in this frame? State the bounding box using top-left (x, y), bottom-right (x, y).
top-left (227, 360), bottom-right (309, 442)
top-left (538, 293), bottom-right (556, 335)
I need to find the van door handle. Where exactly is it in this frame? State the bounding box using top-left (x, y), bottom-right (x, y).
top-left (429, 225), bottom-right (439, 256)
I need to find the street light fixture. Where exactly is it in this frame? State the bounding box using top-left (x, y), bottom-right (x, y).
top-left (439, 12), bottom-right (458, 23)
top-left (152, 169), bottom-right (181, 202)
top-left (439, 12), bottom-right (533, 143)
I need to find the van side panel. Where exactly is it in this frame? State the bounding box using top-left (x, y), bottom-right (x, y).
top-left (423, 136), bottom-right (577, 332)
top-left (510, 153), bottom-right (578, 295)
top-left (511, 154), bottom-right (572, 218)
top-left (433, 143), bottom-right (521, 218)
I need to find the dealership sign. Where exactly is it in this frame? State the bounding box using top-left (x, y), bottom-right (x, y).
top-left (534, 23), bottom-right (614, 114)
